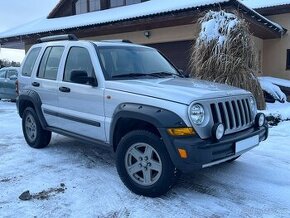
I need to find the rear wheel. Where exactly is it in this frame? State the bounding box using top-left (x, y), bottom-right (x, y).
top-left (22, 107), bottom-right (51, 149)
top-left (116, 130), bottom-right (179, 197)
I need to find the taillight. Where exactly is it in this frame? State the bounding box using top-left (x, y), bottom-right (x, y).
top-left (16, 79), bottom-right (19, 96)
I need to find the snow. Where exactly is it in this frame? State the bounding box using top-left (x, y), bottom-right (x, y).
top-left (0, 0), bottom-right (284, 40)
top-left (240, 0), bottom-right (290, 9)
top-left (260, 76), bottom-right (290, 88)
top-left (198, 11), bottom-right (238, 46)
top-left (0, 0), bottom-right (229, 39)
top-left (261, 102), bottom-right (290, 121)
top-left (259, 77), bottom-right (287, 102)
top-left (1, 100), bottom-right (290, 217)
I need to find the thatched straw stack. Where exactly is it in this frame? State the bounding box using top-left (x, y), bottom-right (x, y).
top-left (190, 10), bottom-right (266, 109)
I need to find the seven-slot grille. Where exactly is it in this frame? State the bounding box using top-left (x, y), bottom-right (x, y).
top-left (210, 97), bottom-right (254, 134)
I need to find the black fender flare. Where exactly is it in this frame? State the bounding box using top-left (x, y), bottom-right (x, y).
top-left (110, 103), bottom-right (188, 158)
top-left (18, 90), bottom-right (48, 129)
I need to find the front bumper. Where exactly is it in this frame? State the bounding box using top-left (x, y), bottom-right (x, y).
top-left (159, 124), bottom-right (268, 173)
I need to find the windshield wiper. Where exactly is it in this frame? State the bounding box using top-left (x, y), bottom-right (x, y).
top-left (150, 71), bottom-right (184, 78)
top-left (112, 73), bottom-right (150, 78)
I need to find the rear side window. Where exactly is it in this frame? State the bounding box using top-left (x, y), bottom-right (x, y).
top-left (37, 46), bottom-right (64, 80)
top-left (0, 70), bottom-right (6, 78)
top-left (64, 47), bottom-right (94, 83)
top-left (22, 47), bottom-right (41, 77)
top-left (7, 70), bottom-right (18, 78)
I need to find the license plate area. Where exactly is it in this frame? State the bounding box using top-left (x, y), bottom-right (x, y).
top-left (235, 135), bottom-right (259, 153)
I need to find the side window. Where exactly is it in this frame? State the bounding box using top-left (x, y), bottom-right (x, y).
top-left (64, 47), bottom-right (95, 84)
top-left (37, 46), bottom-right (64, 80)
top-left (22, 47), bottom-right (41, 77)
top-left (0, 70), bottom-right (6, 79)
top-left (7, 70), bottom-right (18, 78)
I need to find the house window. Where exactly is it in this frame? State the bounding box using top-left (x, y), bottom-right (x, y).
top-left (287, 49), bottom-right (290, 70)
top-left (75, 0), bottom-right (88, 14)
top-left (75, 0), bottom-right (101, 14)
top-left (110, 0), bottom-right (142, 8)
top-left (126, 0), bottom-right (142, 5)
top-left (89, 0), bottom-right (101, 11)
top-left (110, 0), bottom-right (124, 8)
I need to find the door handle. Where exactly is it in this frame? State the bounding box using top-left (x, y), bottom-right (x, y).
top-left (59, 87), bottom-right (71, 93)
top-left (32, 82), bottom-right (40, 87)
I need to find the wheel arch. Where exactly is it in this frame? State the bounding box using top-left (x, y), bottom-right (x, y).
top-left (110, 103), bottom-right (187, 152)
top-left (18, 90), bottom-right (48, 129)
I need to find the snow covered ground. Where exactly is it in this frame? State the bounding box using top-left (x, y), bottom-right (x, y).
top-left (1, 101), bottom-right (290, 217)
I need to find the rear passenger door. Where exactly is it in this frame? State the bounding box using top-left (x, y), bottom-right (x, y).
top-left (0, 69), bottom-right (6, 98)
top-left (57, 45), bottom-right (106, 141)
top-left (5, 70), bottom-right (18, 99)
top-left (33, 46), bottom-right (65, 127)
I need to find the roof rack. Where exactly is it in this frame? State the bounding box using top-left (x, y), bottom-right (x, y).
top-left (101, 39), bottom-right (132, 43)
top-left (37, 34), bottom-right (78, 43)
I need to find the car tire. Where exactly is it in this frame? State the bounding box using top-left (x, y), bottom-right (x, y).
top-left (22, 107), bottom-right (51, 149)
top-left (227, 155), bottom-right (241, 163)
top-left (116, 130), bottom-right (179, 197)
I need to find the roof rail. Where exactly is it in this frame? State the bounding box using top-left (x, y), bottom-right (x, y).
top-left (101, 39), bottom-right (132, 43)
top-left (37, 34), bottom-right (78, 43)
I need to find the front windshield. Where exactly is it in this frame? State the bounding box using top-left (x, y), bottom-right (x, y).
top-left (97, 46), bottom-right (180, 79)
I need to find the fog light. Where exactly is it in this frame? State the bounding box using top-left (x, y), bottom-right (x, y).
top-left (212, 123), bottom-right (225, 140)
top-left (255, 113), bottom-right (265, 127)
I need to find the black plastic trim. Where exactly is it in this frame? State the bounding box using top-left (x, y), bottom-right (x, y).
top-left (17, 89), bottom-right (48, 128)
top-left (110, 103), bottom-right (187, 146)
top-left (159, 124), bottom-right (269, 173)
top-left (46, 126), bottom-right (111, 151)
top-left (43, 108), bottom-right (101, 127)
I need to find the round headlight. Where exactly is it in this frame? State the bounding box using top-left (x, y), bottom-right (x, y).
top-left (212, 123), bottom-right (225, 140)
top-left (190, 104), bottom-right (205, 125)
top-left (255, 113), bottom-right (265, 127)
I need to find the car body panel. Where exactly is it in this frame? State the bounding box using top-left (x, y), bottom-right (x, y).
top-left (0, 67), bottom-right (19, 100)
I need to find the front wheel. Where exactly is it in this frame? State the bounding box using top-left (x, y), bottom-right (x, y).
top-left (116, 130), bottom-right (179, 197)
top-left (22, 107), bottom-right (51, 149)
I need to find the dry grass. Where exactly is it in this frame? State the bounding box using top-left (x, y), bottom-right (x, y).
top-left (190, 11), bottom-right (265, 109)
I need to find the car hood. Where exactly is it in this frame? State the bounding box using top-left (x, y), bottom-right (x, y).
top-left (105, 77), bottom-right (250, 105)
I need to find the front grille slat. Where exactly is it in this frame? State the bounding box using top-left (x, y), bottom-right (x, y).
top-left (242, 99), bottom-right (250, 124)
top-left (215, 104), bottom-right (222, 123)
top-left (238, 100), bottom-right (246, 126)
top-left (221, 102), bottom-right (230, 130)
top-left (245, 99), bottom-right (253, 121)
top-left (209, 96), bottom-right (254, 135)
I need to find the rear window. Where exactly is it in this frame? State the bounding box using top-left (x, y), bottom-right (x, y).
top-left (22, 47), bottom-right (41, 77)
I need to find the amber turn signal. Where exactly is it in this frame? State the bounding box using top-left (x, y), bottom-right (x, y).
top-left (178, 148), bottom-right (188, 159)
top-left (167, 128), bottom-right (195, 136)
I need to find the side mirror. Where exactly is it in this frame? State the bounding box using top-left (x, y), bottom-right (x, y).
top-left (70, 70), bottom-right (97, 86)
top-left (9, 75), bottom-right (17, 80)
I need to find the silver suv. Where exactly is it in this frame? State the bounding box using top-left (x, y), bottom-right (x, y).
top-left (17, 35), bottom-right (268, 197)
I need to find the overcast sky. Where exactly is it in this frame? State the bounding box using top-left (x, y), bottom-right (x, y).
top-left (0, 0), bottom-right (60, 62)
top-left (0, 0), bottom-right (60, 32)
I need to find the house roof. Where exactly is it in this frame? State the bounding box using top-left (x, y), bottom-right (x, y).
top-left (0, 0), bottom-right (286, 46)
top-left (241, 0), bottom-right (290, 9)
